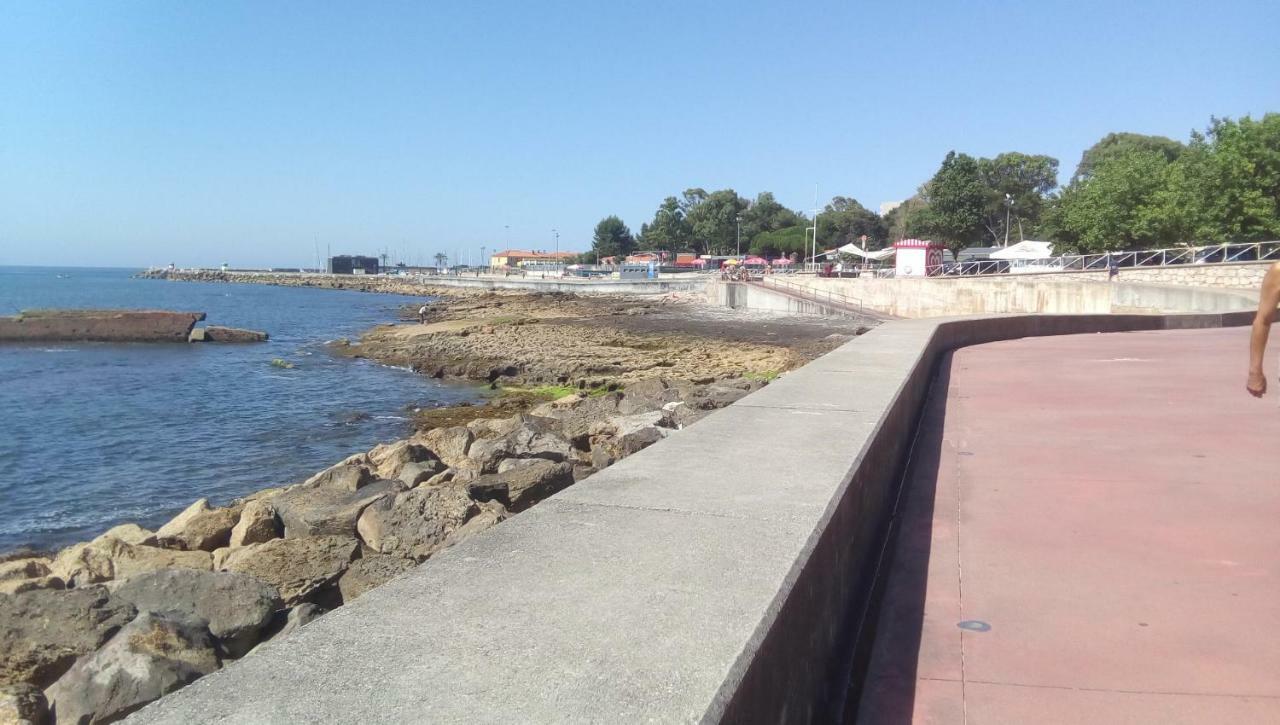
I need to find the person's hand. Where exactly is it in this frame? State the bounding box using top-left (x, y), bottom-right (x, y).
top-left (1247, 369), bottom-right (1267, 398)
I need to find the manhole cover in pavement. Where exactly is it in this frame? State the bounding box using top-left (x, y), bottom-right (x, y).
top-left (957, 620), bottom-right (991, 632)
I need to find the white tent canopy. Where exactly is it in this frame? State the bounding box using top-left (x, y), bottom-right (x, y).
top-left (989, 241), bottom-right (1053, 260)
top-left (834, 243), bottom-right (896, 261)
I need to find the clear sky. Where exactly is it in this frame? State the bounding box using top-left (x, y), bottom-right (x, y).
top-left (2, 0), bottom-right (1277, 268)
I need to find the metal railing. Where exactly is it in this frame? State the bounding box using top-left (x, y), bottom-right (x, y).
top-left (922, 240), bottom-right (1280, 279)
top-left (753, 275), bottom-right (867, 317)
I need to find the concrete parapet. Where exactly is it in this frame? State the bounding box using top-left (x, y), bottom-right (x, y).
top-left (421, 275), bottom-right (708, 295)
top-left (0, 310), bottom-right (206, 343)
top-left (126, 310), bottom-right (1254, 724)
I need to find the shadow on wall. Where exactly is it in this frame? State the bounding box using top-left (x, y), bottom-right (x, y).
top-left (845, 353), bottom-right (953, 722)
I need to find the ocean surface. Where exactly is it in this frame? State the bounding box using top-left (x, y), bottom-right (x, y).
top-left (0, 267), bottom-right (479, 553)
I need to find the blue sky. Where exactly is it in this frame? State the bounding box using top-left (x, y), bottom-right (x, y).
top-left (1, 0), bottom-right (1277, 268)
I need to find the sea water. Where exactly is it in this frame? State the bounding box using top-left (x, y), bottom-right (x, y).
top-left (0, 267), bottom-right (477, 552)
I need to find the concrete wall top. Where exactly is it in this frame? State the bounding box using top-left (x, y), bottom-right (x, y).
top-left (128, 309), bottom-right (1255, 724)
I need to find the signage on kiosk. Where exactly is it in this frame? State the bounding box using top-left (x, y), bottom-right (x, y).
top-left (894, 239), bottom-right (946, 277)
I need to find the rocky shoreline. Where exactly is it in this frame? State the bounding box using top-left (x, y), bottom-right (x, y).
top-left (2, 272), bottom-right (874, 724)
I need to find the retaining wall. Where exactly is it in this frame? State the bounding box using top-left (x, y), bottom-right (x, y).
top-left (129, 308), bottom-right (1256, 725)
top-left (0, 310), bottom-right (206, 343)
top-left (789, 276), bottom-right (1259, 318)
top-left (1018, 260), bottom-right (1274, 289)
top-left (409, 275), bottom-right (708, 295)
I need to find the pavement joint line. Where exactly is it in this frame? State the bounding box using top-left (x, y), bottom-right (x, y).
top-left (956, 678), bottom-right (1280, 700)
top-left (733, 403), bottom-right (875, 413)
top-left (548, 498), bottom-right (789, 524)
top-left (952, 396), bottom-right (970, 725)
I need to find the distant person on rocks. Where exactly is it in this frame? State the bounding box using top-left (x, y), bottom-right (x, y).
top-left (418, 305), bottom-right (428, 324)
top-left (1247, 262), bottom-right (1280, 397)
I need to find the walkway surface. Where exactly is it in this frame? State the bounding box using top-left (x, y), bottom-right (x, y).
top-left (858, 326), bottom-right (1280, 724)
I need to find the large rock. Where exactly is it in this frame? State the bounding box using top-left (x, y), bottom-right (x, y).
top-left (299, 458), bottom-right (375, 492)
top-left (414, 426), bottom-right (474, 468)
top-left (155, 499), bottom-right (240, 551)
top-left (336, 555), bottom-right (417, 602)
top-left (466, 460), bottom-right (574, 512)
top-left (272, 478), bottom-right (403, 539)
top-left (112, 569), bottom-right (281, 659)
top-left (467, 416), bottom-right (575, 473)
top-left (0, 683), bottom-right (48, 725)
top-left (397, 460), bottom-right (445, 487)
top-left (355, 486), bottom-right (480, 561)
top-left (200, 325), bottom-right (268, 342)
top-left (0, 587), bottom-right (135, 689)
top-left (220, 537), bottom-right (359, 607)
top-left (588, 411), bottom-right (669, 469)
top-left (367, 440), bottom-right (438, 480)
top-left (50, 539), bottom-right (211, 587)
top-left (228, 498), bottom-right (280, 547)
top-left (97, 523), bottom-right (157, 546)
top-left (0, 559), bottom-right (50, 583)
top-left (44, 612), bottom-right (220, 725)
top-left (0, 577), bottom-right (63, 597)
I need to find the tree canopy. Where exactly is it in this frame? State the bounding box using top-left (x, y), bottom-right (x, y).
top-left (917, 151), bottom-right (989, 253)
top-left (590, 215), bottom-right (636, 260)
top-left (1072, 132), bottom-right (1184, 183)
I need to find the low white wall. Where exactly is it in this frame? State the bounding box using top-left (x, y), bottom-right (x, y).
top-left (789, 277), bottom-right (1258, 318)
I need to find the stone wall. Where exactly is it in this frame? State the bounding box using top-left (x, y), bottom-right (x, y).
top-left (997, 261), bottom-right (1274, 290)
top-left (0, 310), bottom-right (206, 343)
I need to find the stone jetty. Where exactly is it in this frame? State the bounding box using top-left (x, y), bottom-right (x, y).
top-left (0, 310), bottom-right (266, 344)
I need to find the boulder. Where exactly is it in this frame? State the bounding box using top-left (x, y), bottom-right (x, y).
top-left (111, 569), bottom-right (281, 659)
top-left (588, 411), bottom-right (669, 468)
top-left (264, 603), bottom-right (324, 642)
top-left (397, 460), bottom-right (445, 487)
top-left (0, 577), bottom-right (63, 597)
top-left (443, 501), bottom-right (508, 548)
top-left (155, 499), bottom-right (240, 551)
top-left (466, 460), bottom-right (574, 512)
top-left (368, 440), bottom-right (438, 480)
top-left (221, 537), bottom-right (359, 607)
top-left (299, 459), bottom-right (375, 492)
top-left (414, 426), bottom-right (474, 468)
top-left (0, 684), bottom-right (47, 725)
top-left (50, 539), bottom-right (211, 587)
top-left (337, 555), bottom-right (417, 602)
top-left (96, 523), bottom-right (156, 546)
top-left (0, 559), bottom-right (50, 583)
top-left (273, 478), bottom-right (403, 539)
top-left (228, 499), bottom-right (280, 547)
top-left (465, 416), bottom-right (523, 440)
top-left (467, 416), bottom-right (575, 473)
top-left (201, 325), bottom-right (268, 342)
top-left (355, 487), bottom-right (480, 561)
top-left (0, 587), bottom-right (135, 689)
top-left (44, 612), bottom-right (220, 724)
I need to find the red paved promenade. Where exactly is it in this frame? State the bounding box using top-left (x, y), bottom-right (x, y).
top-left (859, 326), bottom-right (1280, 724)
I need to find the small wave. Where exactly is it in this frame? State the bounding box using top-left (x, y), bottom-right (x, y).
top-left (40, 348), bottom-right (77, 353)
top-left (374, 415), bottom-right (407, 420)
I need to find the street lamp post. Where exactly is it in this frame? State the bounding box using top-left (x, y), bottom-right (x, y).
top-left (481, 245), bottom-right (487, 274)
top-left (1003, 194), bottom-right (1013, 248)
top-left (735, 215), bottom-right (742, 256)
top-left (809, 208), bottom-right (822, 272)
top-left (552, 228), bottom-right (559, 254)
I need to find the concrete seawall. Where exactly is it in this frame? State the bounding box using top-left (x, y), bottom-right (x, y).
top-left (773, 277), bottom-right (1259, 318)
top-left (0, 310), bottom-right (206, 343)
top-left (127, 307), bottom-right (1255, 724)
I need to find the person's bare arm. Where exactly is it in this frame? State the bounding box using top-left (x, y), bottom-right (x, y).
top-left (1247, 262), bottom-right (1280, 397)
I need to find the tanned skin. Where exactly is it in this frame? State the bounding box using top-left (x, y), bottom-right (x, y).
top-left (1247, 262), bottom-right (1280, 397)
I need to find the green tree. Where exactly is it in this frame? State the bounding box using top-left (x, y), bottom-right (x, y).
top-left (749, 225), bottom-right (807, 257)
top-left (1180, 114), bottom-right (1280, 243)
top-left (637, 196), bottom-right (692, 252)
top-left (685, 189), bottom-right (748, 254)
top-left (919, 151), bottom-right (988, 254)
top-left (815, 196), bottom-right (888, 250)
top-left (590, 215), bottom-right (636, 260)
top-left (978, 152), bottom-right (1059, 244)
top-left (739, 191), bottom-right (802, 247)
top-left (1050, 148), bottom-right (1175, 252)
top-left (1072, 132), bottom-right (1183, 183)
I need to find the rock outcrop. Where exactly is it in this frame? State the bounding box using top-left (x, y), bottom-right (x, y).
top-left (220, 536), bottom-right (359, 607)
top-left (0, 587), bottom-right (135, 689)
top-left (0, 310), bottom-right (205, 343)
top-left (155, 499), bottom-right (240, 552)
top-left (111, 569), bottom-right (281, 659)
top-left (44, 612), bottom-right (220, 725)
top-left (355, 486), bottom-right (481, 561)
top-left (0, 683), bottom-right (48, 725)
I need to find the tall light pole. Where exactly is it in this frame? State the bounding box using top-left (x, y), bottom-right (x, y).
top-left (552, 228), bottom-right (559, 254)
top-left (735, 215), bottom-right (742, 256)
top-left (481, 245), bottom-right (487, 273)
top-left (1003, 194), bottom-right (1013, 248)
top-left (809, 208), bottom-right (822, 271)
top-left (504, 225), bottom-right (510, 249)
